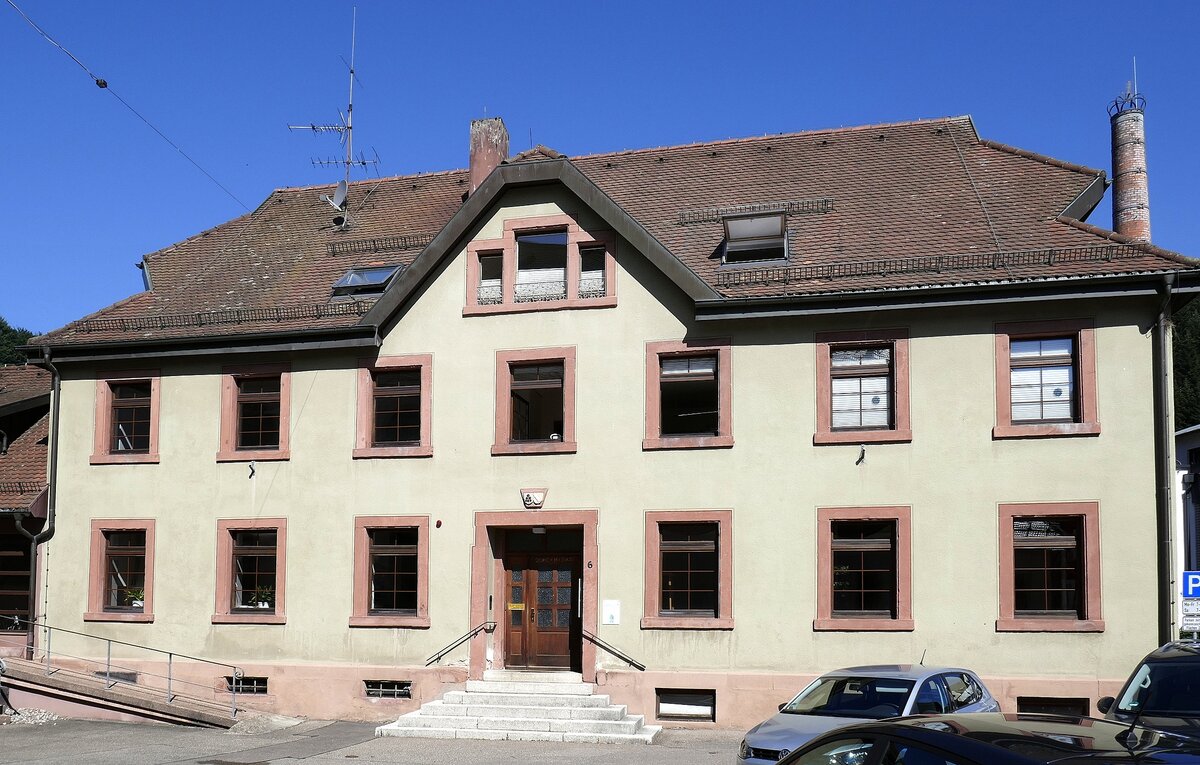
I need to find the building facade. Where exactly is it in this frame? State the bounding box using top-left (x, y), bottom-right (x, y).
top-left (25, 112), bottom-right (1200, 726)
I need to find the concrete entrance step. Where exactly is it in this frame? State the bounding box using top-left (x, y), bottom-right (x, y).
top-left (377, 669), bottom-right (660, 744)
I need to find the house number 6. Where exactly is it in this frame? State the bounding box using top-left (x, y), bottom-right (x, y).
top-left (587, 561), bottom-right (593, 568)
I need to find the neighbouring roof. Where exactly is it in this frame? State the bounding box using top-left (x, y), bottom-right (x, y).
top-left (0, 412), bottom-right (48, 511)
top-left (0, 365), bottom-right (51, 414)
top-left (33, 115), bottom-right (1199, 349)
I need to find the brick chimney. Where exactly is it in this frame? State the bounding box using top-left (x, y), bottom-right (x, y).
top-left (469, 117), bottom-right (509, 195)
top-left (1109, 86), bottom-right (1151, 242)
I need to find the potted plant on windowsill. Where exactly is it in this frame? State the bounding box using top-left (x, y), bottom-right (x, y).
top-left (252, 586), bottom-right (275, 610)
top-left (124, 588), bottom-right (145, 610)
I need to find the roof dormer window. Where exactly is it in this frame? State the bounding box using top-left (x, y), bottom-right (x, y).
top-left (722, 213), bottom-right (787, 264)
top-left (332, 266), bottom-right (401, 299)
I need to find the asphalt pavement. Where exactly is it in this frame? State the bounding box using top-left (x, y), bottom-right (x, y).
top-left (0, 718), bottom-right (744, 764)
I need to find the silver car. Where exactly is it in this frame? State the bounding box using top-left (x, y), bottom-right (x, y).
top-left (736, 664), bottom-right (999, 764)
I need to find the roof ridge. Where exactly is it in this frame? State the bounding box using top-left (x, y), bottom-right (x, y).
top-left (1054, 216), bottom-right (1197, 265)
top-left (143, 211), bottom-right (256, 261)
top-left (569, 115), bottom-right (974, 162)
top-left (275, 167), bottom-right (470, 194)
top-left (978, 139), bottom-right (1105, 178)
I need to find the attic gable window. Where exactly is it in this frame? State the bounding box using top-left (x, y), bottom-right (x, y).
top-left (722, 214), bottom-right (787, 264)
top-left (332, 266), bottom-right (400, 299)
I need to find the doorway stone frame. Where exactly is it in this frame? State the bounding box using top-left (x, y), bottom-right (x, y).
top-left (470, 509), bottom-right (598, 681)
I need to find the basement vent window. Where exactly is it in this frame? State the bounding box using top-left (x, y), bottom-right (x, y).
top-left (722, 213), bottom-right (787, 264)
top-left (332, 266), bottom-right (401, 299)
top-left (93, 670), bottom-right (138, 685)
top-left (364, 680), bottom-right (412, 699)
top-left (226, 675), bottom-right (269, 694)
top-left (656, 688), bottom-right (716, 721)
top-left (1016, 697), bottom-right (1090, 716)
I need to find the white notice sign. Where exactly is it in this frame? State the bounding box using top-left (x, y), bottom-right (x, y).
top-left (602, 600), bottom-right (620, 625)
top-left (1182, 615), bottom-right (1200, 631)
top-left (1184, 599), bottom-right (1200, 616)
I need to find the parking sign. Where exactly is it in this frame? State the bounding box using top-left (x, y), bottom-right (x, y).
top-left (1185, 572), bottom-right (1200, 599)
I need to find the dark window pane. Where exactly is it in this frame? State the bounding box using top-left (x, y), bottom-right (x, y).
top-left (831, 520), bottom-right (897, 616)
top-left (367, 527), bottom-right (419, 615)
top-left (660, 360), bottom-right (719, 436)
top-left (103, 530), bottom-right (146, 612)
top-left (659, 522), bottom-right (719, 617)
top-left (1013, 516), bottom-right (1085, 618)
top-left (236, 376), bottom-right (282, 450)
top-left (510, 362), bottom-right (565, 442)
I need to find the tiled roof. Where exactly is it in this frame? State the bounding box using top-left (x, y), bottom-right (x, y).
top-left (0, 413), bottom-right (48, 510)
top-left (34, 116), bottom-right (1198, 347)
top-left (0, 365), bottom-right (51, 411)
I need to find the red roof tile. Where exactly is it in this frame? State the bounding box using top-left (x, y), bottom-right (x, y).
top-left (0, 365), bottom-right (51, 411)
top-left (34, 116), bottom-right (1198, 347)
top-left (0, 413), bottom-right (47, 510)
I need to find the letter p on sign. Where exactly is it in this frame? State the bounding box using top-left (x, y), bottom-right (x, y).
top-left (1185, 572), bottom-right (1200, 599)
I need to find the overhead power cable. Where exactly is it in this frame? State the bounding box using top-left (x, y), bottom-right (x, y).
top-left (5, 0), bottom-right (251, 212)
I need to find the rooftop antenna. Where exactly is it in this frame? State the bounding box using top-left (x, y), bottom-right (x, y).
top-left (288, 6), bottom-right (379, 222)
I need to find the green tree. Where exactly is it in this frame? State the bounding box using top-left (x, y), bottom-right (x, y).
top-left (1174, 300), bottom-right (1200, 431)
top-left (0, 316), bottom-right (34, 364)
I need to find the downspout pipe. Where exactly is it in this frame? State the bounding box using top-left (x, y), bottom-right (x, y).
top-left (15, 347), bottom-right (60, 655)
top-left (1154, 275), bottom-right (1176, 645)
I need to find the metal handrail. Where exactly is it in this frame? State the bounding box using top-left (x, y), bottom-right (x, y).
top-left (9, 616), bottom-right (243, 719)
top-left (582, 629), bottom-right (646, 671)
top-left (426, 621), bottom-right (496, 667)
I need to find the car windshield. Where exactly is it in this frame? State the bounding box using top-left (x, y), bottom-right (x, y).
top-left (781, 676), bottom-right (915, 719)
top-left (1115, 660), bottom-right (1200, 716)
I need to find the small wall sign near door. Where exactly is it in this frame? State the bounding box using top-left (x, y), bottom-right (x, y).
top-left (603, 600), bottom-right (620, 625)
top-left (520, 488), bottom-right (548, 509)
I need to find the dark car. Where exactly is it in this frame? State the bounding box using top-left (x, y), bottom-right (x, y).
top-left (1097, 642), bottom-right (1200, 739)
top-left (776, 712), bottom-right (1200, 764)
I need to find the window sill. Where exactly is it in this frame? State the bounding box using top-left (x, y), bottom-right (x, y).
top-left (353, 445), bottom-right (433, 459)
top-left (992, 422), bottom-right (1101, 439)
top-left (349, 615), bottom-right (431, 628)
top-left (642, 435), bottom-right (734, 451)
top-left (995, 618), bottom-right (1105, 633)
top-left (83, 612), bottom-right (154, 623)
top-left (211, 613), bottom-right (286, 625)
top-left (90, 453), bottom-right (160, 465)
top-left (491, 441), bottom-right (577, 456)
top-left (813, 617), bottom-right (914, 632)
top-left (640, 616), bottom-right (733, 630)
top-left (464, 296), bottom-right (617, 317)
top-left (813, 429), bottom-right (912, 446)
top-left (215, 449), bottom-right (290, 463)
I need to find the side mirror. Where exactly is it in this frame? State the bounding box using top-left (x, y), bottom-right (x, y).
top-left (1097, 697), bottom-right (1114, 714)
top-left (778, 703), bottom-right (786, 711)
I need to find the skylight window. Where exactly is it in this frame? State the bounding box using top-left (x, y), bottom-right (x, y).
top-left (332, 266), bottom-right (401, 298)
top-left (722, 213), bottom-right (787, 264)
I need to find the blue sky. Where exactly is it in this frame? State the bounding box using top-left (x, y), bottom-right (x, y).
top-left (3, 0), bottom-right (1198, 334)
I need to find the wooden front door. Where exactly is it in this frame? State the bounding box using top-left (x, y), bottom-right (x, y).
top-left (504, 553), bottom-right (580, 669)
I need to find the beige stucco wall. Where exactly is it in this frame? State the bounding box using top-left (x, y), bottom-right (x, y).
top-left (42, 185), bottom-right (1163, 721)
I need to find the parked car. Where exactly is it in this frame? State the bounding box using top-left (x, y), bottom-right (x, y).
top-left (1097, 642), bottom-right (1200, 739)
top-left (737, 665), bottom-right (999, 764)
top-left (774, 712), bottom-right (1200, 764)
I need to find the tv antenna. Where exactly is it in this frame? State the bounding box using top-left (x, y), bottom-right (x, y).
top-left (288, 6), bottom-right (379, 221)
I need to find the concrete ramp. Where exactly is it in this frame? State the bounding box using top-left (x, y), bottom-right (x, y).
top-left (1, 656), bottom-right (242, 728)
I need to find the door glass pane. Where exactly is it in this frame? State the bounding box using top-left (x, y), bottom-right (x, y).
top-left (537, 587), bottom-right (553, 605)
top-left (557, 568), bottom-right (571, 582)
top-left (537, 609), bottom-right (552, 628)
top-left (511, 610), bottom-right (521, 627)
top-left (557, 610), bottom-right (570, 628)
top-left (537, 567), bottom-right (552, 582)
top-left (511, 569), bottom-right (523, 581)
top-left (511, 586), bottom-right (523, 603)
top-left (557, 587), bottom-right (571, 605)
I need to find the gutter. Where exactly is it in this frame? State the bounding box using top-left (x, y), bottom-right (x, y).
top-left (14, 347), bottom-right (60, 654)
top-left (1154, 275), bottom-right (1176, 644)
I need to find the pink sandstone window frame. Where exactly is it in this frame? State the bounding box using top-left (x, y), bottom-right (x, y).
top-left (84, 519), bottom-right (156, 623)
top-left (643, 339), bottom-right (734, 450)
top-left (90, 370), bottom-right (161, 465)
top-left (814, 329), bottom-right (911, 445)
top-left (212, 518), bottom-right (287, 625)
top-left (492, 346), bottom-right (577, 456)
top-left (642, 510), bottom-right (734, 630)
top-left (814, 506), bottom-right (914, 631)
top-left (217, 363), bottom-right (291, 462)
top-left (350, 515), bottom-right (430, 628)
top-left (463, 213), bottom-right (617, 316)
top-left (353, 355), bottom-right (433, 459)
top-left (997, 501), bottom-right (1103, 632)
top-left (994, 319), bottom-right (1099, 439)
